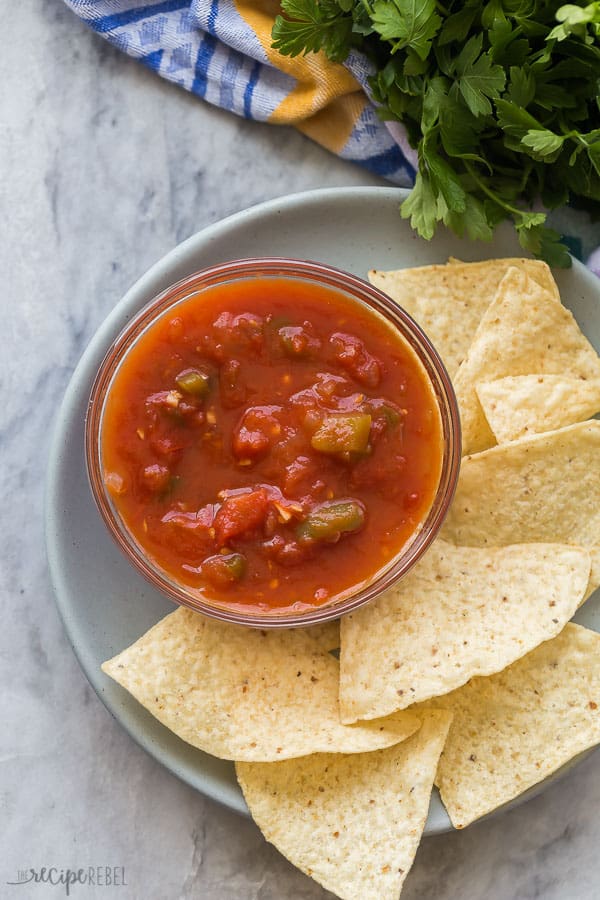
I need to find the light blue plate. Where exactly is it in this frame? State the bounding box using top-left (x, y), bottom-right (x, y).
top-left (45, 187), bottom-right (600, 835)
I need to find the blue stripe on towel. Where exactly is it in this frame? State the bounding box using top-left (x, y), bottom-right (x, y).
top-left (191, 31), bottom-right (217, 98)
top-left (190, 0), bottom-right (219, 98)
top-left (243, 60), bottom-right (261, 119)
top-left (88, 0), bottom-right (189, 34)
top-left (207, 0), bottom-right (219, 35)
top-left (359, 145), bottom-right (416, 180)
top-left (139, 48), bottom-right (164, 72)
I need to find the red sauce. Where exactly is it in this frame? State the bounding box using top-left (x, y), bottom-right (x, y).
top-left (101, 276), bottom-right (443, 613)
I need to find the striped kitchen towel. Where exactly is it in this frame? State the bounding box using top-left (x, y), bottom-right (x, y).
top-left (61, 0), bottom-right (416, 185)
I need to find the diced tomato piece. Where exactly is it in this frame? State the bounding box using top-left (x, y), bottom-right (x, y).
top-left (150, 436), bottom-right (187, 460)
top-left (314, 372), bottom-right (351, 403)
top-left (219, 359), bottom-right (247, 409)
top-left (330, 332), bottom-right (382, 388)
top-left (160, 505), bottom-right (217, 556)
top-left (350, 453), bottom-right (407, 490)
top-left (261, 535), bottom-right (309, 567)
top-left (233, 426), bottom-right (270, 458)
top-left (141, 464), bottom-right (171, 493)
top-left (367, 399), bottom-right (405, 442)
top-left (212, 312), bottom-right (264, 352)
top-left (282, 456), bottom-right (314, 493)
top-left (195, 334), bottom-right (226, 363)
top-left (232, 406), bottom-right (282, 460)
top-left (213, 488), bottom-right (270, 545)
top-left (289, 374), bottom-right (365, 416)
top-left (144, 390), bottom-right (203, 426)
top-left (161, 505), bottom-right (217, 531)
top-left (145, 390), bottom-right (183, 411)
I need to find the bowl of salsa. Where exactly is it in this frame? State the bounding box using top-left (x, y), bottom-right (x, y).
top-left (85, 258), bottom-right (460, 626)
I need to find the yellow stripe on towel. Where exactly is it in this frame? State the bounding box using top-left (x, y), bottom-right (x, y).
top-left (297, 92), bottom-right (370, 154)
top-left (236, 0), bottom-right (362, 153)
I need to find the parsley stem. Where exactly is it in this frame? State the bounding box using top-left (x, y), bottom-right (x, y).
top-left (463, 162), bottom-right (528, 220)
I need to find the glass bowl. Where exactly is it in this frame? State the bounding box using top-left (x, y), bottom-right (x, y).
top-left (85, 258), bottom-right (461, 627)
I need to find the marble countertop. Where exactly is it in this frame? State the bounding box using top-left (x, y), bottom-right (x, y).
top-left (4, 3), bottom-right (600, 898)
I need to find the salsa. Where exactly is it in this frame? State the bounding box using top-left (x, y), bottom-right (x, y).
top-left (101, 276), bottom-right (443, 614)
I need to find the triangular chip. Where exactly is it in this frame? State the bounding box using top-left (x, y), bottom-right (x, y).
top-left (588, 546), bottom-right (600, 598)
top-left (304, 618), bottom-right (340, 653)
top-left (441, 421), bottom-right (600, 554)
top-left (453, 266), bottom-right (600, 454)
top-left (446, 256), bottom-right (559, 301)
top-left (101, 608), bottom-right (419, 761)
top-left (236, 710), bottom-right (452, 900)
top-left (339, 541), bottom-right (590, 723)
top-left (368, 258), bottom-right (557, 377)
top-left (476, 374), bottom-right (600, 444)
top-left (417, 624), bottom-right (600, 829)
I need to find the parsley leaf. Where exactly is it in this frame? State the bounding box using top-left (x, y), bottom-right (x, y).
top-left (370, 0), bottom-right (441, 61)
top-left (495, 99), bottom-right (543, 139)
top-left (451, 35), bottom-right (506, 117)
top-left (516, 220), bottom-right (572, 266)
top-left (400, 171), bottom-right (438, 239)
top-left (521, 129), bottom-right (565, 161)
top-left (508, 67), bottom-right (536, 107)
top-left (438, 5), bottom-right (479, 47)
top-left (587, 141), bottom-right (600, 178)
top-left (426, 148), bottom-right (468, 212)
top-left (548, 2), bottom-right (600, 42)
top-left (444, 193), bottom-right (494, 242)
top-left (272, 0), bottom-right (352, 62)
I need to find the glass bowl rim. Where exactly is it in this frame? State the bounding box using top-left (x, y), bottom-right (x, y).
top-left (85, 256), bottom-right (461, 628)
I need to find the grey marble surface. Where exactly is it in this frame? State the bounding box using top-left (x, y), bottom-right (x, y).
top-left (3, 2), bottom-right (600, 898)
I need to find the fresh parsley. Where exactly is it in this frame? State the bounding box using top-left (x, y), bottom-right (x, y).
top-left (272, 0), bottom-right (600, 265)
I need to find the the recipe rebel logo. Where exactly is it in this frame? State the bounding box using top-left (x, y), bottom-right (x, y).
top-left (6, 866), bottom-right (127, 895)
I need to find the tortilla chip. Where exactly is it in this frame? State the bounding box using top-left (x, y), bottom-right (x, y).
top-left (101, 608), bottom-right (419, 761)
top-left (453, 266), bottom-right (600, 454)
top-left (446, 256), bottom-right (559, 300)
top-left (368, 258), bottom-right (557, 377)
top-left (476, 374), bottom-right (600, 444)
top-left (302, 619), bottom-right (340, 653)
top-left (339, 541), bottom-right (590, 723)
top-left (418, 624), bottom-right (600, 829)
top-left (441, 421), bottom-right (600, 552)
top-left (585, 545), bottom-right (600, 600)
top-left (236, 710), bottom-right (452, 900)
